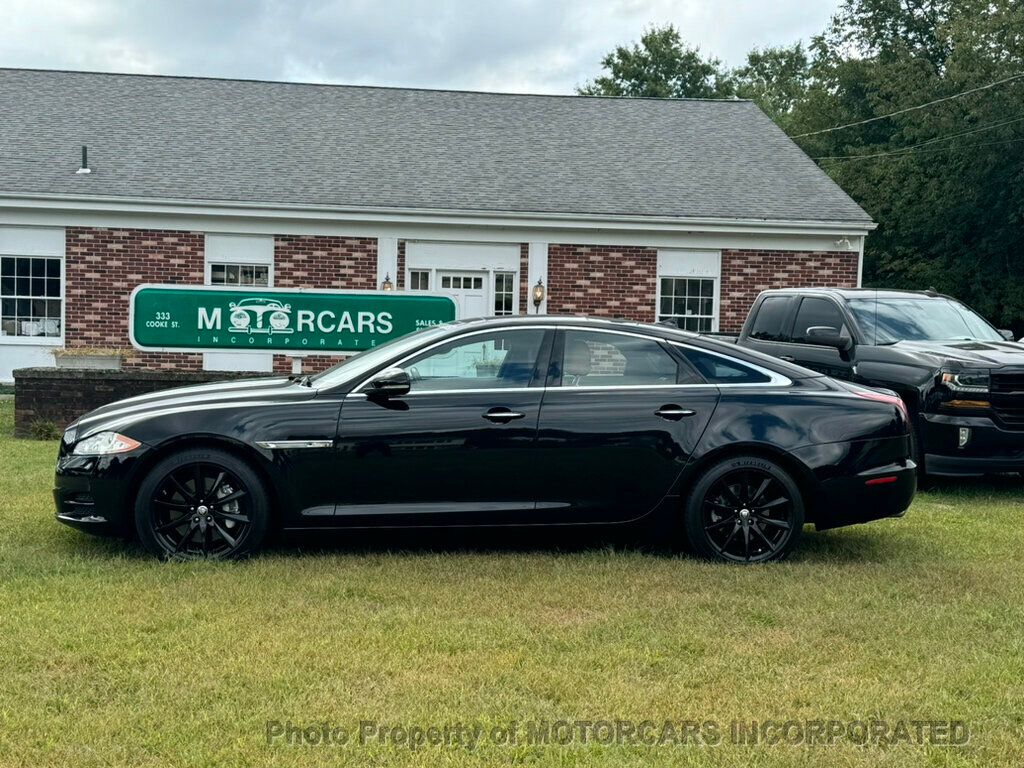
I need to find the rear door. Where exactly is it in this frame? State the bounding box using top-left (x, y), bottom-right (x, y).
top-left (740, 294), bottom-right (797, 360)
top-left (532, 328), bottom-right (720, 523)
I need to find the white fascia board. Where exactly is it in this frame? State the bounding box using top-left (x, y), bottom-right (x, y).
top-left (0, 192), bottom-right (877, 239)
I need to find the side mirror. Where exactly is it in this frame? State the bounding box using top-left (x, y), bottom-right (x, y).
top-left (367, 367), bottom-right (411, 398)
top-left (998, 329), bottom-right (1015, 341)
top-left (807, 326), bottom-right (854, 353)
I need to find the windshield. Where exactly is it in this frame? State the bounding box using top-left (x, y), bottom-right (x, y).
top-left (847, 297), bottom-right (1001, 344)
top-left (308, 324), bottom-right (454, 388)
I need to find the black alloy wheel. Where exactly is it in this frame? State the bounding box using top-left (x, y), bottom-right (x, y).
top-left (135, 448), bottom-right (269, 560)
top-left (685, 456), bottom-right (804, 563)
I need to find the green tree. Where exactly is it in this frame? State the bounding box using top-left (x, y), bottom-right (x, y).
top-left (578, 25), bottom-right (735, 99)
top-left (792, 0), bottom-right (1024, 331)
top-left (734, 43), bottom-right (811, 128)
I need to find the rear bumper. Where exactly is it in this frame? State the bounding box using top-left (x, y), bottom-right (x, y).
top-left (921, 413), bottom-right (1024, 476)
top-left (814, 461), bottom-right (917, 530)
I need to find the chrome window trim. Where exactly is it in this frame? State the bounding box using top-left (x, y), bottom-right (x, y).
top-left (667, 340), bottom-right (792, 387)
top-left (348, 323), bottom-right (793, 396)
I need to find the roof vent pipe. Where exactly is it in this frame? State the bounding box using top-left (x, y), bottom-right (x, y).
top-left (75, 145), bottom-right (91, 175)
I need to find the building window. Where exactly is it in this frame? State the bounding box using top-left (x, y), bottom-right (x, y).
top-left (493, 272), bottom-right (515, 315)
top-left (210, 263), bottom-right (269, 287)
top-left (409, 270), bottom-right (430, 290)
top-left (0, 256), bottom-right (61, 338)
top-left (440, 275), bottom-right (483, 290)
top-left (659, 277), bottom-right (715, 333)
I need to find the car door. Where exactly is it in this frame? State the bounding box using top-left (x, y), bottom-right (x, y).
top-left (785, 296), bottom-right (857, 379)
top-left (532, 328), bottom-right (720, 523)
top-left (330, 327), bottom-right (553, 525)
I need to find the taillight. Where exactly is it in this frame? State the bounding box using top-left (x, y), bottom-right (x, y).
top-left (851, 388), bottom-right (909, 423)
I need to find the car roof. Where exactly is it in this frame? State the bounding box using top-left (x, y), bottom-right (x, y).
top-left (758, 287), bottom-right (955, 301)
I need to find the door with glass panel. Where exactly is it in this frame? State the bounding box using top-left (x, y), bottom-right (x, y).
top-left (437, 271), bottom-right (487, 318)
top-left (333, 328), bottom-right (553, 524)
top-left (534, 328), bottom-right (720, 522)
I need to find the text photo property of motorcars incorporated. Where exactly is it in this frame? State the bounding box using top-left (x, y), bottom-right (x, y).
top-left (55, 316), bottom-right (916, 562)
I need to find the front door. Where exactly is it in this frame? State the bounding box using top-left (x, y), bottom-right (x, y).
top-left (785, 296), bottom-right (856, 379)
top-left (331, 327), bottom-right (553, 525)
top-left (533, 328), bottom-right (720, 523)
top-left (438, 271), bottom-right (488, 319)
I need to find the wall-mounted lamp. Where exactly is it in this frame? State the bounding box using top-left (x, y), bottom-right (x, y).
top-left (381, 273), bottom-right (394, 291)
top-left (532, 278), bottom-right (545, 314)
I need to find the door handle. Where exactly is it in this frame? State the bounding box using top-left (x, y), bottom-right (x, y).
top-left (482, 407), bottom-right (526, 424)
top-left (655, 405), bottom-right (696, 421)
top-left (779, 355), bottom-right (796, 362)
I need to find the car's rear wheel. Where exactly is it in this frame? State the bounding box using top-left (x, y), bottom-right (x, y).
top-left (135, 448), bottom-right (269, 560)
top-left (684, 455), bottom-right (804, 563)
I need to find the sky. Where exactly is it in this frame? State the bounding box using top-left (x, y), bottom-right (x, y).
top-left (0, 0), bottom-right (842, 93)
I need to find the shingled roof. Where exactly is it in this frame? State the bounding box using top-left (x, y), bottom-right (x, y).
top-left (0, 68), bottom-right (872, 224)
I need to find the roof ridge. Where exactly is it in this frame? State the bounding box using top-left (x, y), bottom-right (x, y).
top-left (0, 66), bottom-right (754, 104)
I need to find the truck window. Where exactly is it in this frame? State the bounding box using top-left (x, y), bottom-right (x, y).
top-left (749, 296), bottom-right (791, 341)
top-left (792, 298), bottom-right (850, 344)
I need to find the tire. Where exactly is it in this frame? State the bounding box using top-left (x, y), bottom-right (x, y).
top-left (134, 447), bottom-right (269, 560)
top-left (684, 455), bottom-right (804, 564)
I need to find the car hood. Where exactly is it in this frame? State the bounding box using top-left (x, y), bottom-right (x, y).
top-left (71, 376), bottom-right (314, 440)
top-left (891, 339), bottom-right (1024, 368)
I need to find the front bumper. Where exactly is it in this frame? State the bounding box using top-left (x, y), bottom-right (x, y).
top-left (54, 452), bottom-right (140, 536)
top-left (922, 413), bottom-right (1024, 476)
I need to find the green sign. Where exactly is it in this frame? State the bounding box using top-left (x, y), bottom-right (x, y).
top-left (130, 285), bottom-right (457, 353)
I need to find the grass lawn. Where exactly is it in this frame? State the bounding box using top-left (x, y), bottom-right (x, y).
top-left (1, 399), bottom-right (1022, 767)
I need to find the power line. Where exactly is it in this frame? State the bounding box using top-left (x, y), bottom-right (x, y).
top-left (817, 135), bottom-right (1024, 164)
top-left (812, 113), bottom-right (1024, 160)
top-left (790, 72), bottom-right (1024, 138)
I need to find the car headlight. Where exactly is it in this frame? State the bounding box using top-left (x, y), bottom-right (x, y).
top-left (941, 370), bottom-right (990, 395)
top-left (72, 431), bottom-right (142, 456)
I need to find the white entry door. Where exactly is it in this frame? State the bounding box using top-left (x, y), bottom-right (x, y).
top-left (438, 271), bottom-right (488, 319)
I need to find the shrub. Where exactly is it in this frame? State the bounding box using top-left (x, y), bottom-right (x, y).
top-left (29, 420), bottom-right (61, 440)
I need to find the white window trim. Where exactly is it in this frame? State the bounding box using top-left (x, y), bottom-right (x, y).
top-left (0, 227), bottom-right (65, 347)
top-left (655, 249), bottom-right (721, 332)
top-left (203, 233), bottom-right (275, 287)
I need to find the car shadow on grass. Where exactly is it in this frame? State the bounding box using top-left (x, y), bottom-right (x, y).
top-left (53, 512), bottom-right (925, 564)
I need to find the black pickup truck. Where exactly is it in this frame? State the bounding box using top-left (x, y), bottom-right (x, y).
top-left (729, 288), bottom-right (1024, 477)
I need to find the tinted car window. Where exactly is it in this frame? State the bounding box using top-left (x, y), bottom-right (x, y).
top-left (561, 331), bottom-right (683, 387)
top-left (847, 297), bottom-right (1002, 343)
top-left (792, 298), bottom-right (851, 344)
top-left (404, 329), bottom-right (545, 391)
top-left (749, 296), bottom-right (791, 341)
top-left (681, 348), bottom-right (771, 384)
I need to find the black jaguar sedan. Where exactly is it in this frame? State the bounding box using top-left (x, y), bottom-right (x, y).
top-left (55, 316), bottom-right (915, 563)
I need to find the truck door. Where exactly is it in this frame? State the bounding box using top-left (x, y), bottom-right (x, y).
top-left (785, 297), bottom-right (856, 380)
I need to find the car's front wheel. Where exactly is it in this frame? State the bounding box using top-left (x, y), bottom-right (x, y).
top-left (684, 455), bottom-right (804, 563)
top-left (135, 448), bottom-right (269, 560)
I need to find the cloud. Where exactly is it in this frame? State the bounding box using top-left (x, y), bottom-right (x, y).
top-left (0, 0), bottom-right (841, 93)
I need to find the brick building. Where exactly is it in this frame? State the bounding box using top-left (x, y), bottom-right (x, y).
top-left (0, 68), bottom-right (872, 380)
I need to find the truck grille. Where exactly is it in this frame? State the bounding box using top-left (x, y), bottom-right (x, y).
top-left (990, 371), bottom-right (1024, 430)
